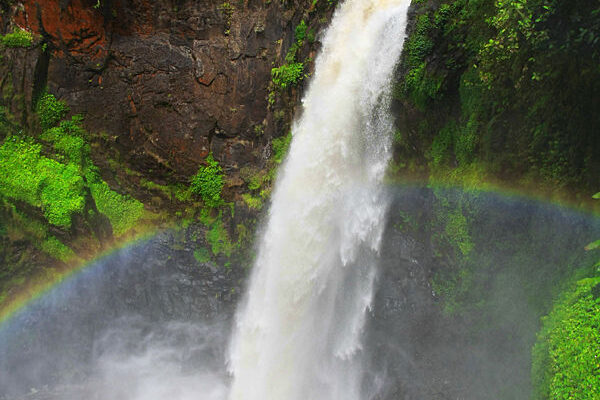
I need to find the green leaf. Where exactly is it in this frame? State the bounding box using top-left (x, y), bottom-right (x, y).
top-left (592, 192), bottom-right (600, 200)
top-left (584, 239), bottom-right (600, 251)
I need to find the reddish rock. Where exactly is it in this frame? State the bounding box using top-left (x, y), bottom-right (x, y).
top-left (1, 0), bottom-right (332, 189)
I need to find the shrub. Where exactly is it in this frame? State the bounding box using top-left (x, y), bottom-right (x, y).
top-left (190, 154), bottom-right (224, 208)
top-left (37, 93), bottom-right (69, 130)
top-left (531, 277), bottom-right (600, 400)
top-left (271, 63), bottom-right (304, 89)
top-left (295, 20), bottom-right (307, 42)
top-left (1, 28), bottom-right (33, 48)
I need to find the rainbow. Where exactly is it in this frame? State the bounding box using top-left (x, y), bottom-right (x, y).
top-left (0, 230), bottom-right (160, 327)
top-left (0, 181), bottom-right (598, 330)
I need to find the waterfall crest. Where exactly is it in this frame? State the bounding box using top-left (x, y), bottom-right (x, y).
top-left (227, 1), bottom-right (411, 399)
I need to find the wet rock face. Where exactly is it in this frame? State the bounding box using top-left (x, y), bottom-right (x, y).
top-left (2, 188), bottom-right (599, 399)
top-left (0, 228), bottom-right (246, 398)
top-left (6, 0), bottom-right (308, 178)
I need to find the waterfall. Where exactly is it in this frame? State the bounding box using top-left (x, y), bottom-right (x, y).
top-left (227, 0), bottom-right (411, 399)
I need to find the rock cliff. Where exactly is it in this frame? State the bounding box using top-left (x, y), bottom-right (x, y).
top-left (1, 0), bottom-right (327, 182)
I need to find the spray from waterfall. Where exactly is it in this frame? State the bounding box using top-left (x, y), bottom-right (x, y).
top-left (227, 0), bottom-right (411, 399)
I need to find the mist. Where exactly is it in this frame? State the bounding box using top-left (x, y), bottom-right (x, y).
top-left (0, 187), bottom-right (598, 400)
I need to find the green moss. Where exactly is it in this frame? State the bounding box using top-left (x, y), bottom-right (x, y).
top-left (205, 213), bottom-right (233, 257)
top-left (431, 266), bottom-right (475, 315)
top-left (41, 117), bottom-right (89, 165)
top-left (40, 236), bottom-right (75, 262)
top-left (403, 62), bottom-right (444, 110)
top-left (445, 209), bottom-right (473, 257)
top-left (406, 14), bottom-right (435, 67)
top-left (140, 178), bottom-right (171, 196)
top-left (0, 136), bottom-right (85, 228)
top-left (532, 277), bottom-right (600, 400)
top-left (172, 184), bottom-right (192, 202)
top-left (242, 193), bottom-right (263, 210)
top-left (0, 28), bottom-right (33, 48)
top-left (140, 179), bottom-right (191, 203)
top-left (295, 20), bottom-right (307, 42)
top-left (272, 132), bottom-right (292, 164)
top-left (87, 171), bottom-right (145, 236)
top-left (0, 113), bottom-right (144, 235)
top-left (191, 154), bottom-right (224, 208)
top-left (271, 63), bottom-right (304, 89)
top-left (37, 93), bottom-right (69, 130)
top-left (430, 122), bottom-right (455, 168)
top-left (392, 0), bottom-right (600, 193)
top-left (193, 247), bottom-right (211, 264)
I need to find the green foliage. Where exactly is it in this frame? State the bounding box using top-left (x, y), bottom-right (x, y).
top-left (272, 132), bottom-right (292, 164)
top-left (193, 247), bottom-right (211, 264)
top-left (0, 28), bottom-right (33, 48)
top-left (445, 209), bottom-right (473, 257)
top-left (393, 0), bottom-right (600, 192)
top-left (205, 213), bottom-right (233, 257)
top-left (41, 117), bottom-right (89, 165)
top-left (0, 136), bottom-right (85, 228)
top-left (474, 0), bottom-right (600, 187)
top-left (271, 63), bottom-right (304, 89)
top-left (306, 28), bottom-right (316, 44)
top-left (429, 124), bottom-right (453, 168)
top-left (37, 93), bottom-right (69, 130)
top-left (399, 12), bottom-right (445, 109)
top-left (585, 239), bottom-right (600, 251)
top-left (40, 236), bottom-right (75, 262)
top-left (242, 193), bottom-right (262, 210)
top-left (532, 277), bottom-right (600, 400)
top-left (190, 154), bottom-right (224, 208)
top-left (285, 42), bottom-right (301, 63)
top-left (270, 21), bottom-right (309, 96)
top-left (406, 14), bottom-right (435, 68)
top-left (86, 169), bottom-right (145, 236)
top-left (403, 63), bottom-right (444, 110)
top-left (295, 20), bottom-right (307, 42)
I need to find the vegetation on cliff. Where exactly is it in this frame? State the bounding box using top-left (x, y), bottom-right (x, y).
top-left (392, 2), bottom-right (600, 396)
top-left (0, 93), bottom-right (150, 308)
top-left (191, 153), bottom-right (224, 209)
top-left (393, 0), bottom-right (600, 197)
top-left (0, 28), bottom-right (33, 48)
top-left (531, 276), bottom-right (600, 400)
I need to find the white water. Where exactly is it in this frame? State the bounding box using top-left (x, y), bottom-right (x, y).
top-left (227, 1), bottom-right (411, 399)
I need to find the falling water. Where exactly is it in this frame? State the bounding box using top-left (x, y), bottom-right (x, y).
top-left (227, 0), bottom-right (411, 399)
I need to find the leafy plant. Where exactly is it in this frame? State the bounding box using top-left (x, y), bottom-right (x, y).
top-left (37, 93), bottom-right (69, 130)
top-left (271, 63), bottom-right (304, 89)
top-left (191, 154), bottom-right (224, 208)
top-left (0, 28), bottom-right (33, 48)
top-left (272, 132), bottom-right (292, 164)
top-left (531, 277), bottom-right (600, 400)
top-left (295, 20), bottom-right (307, 42)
